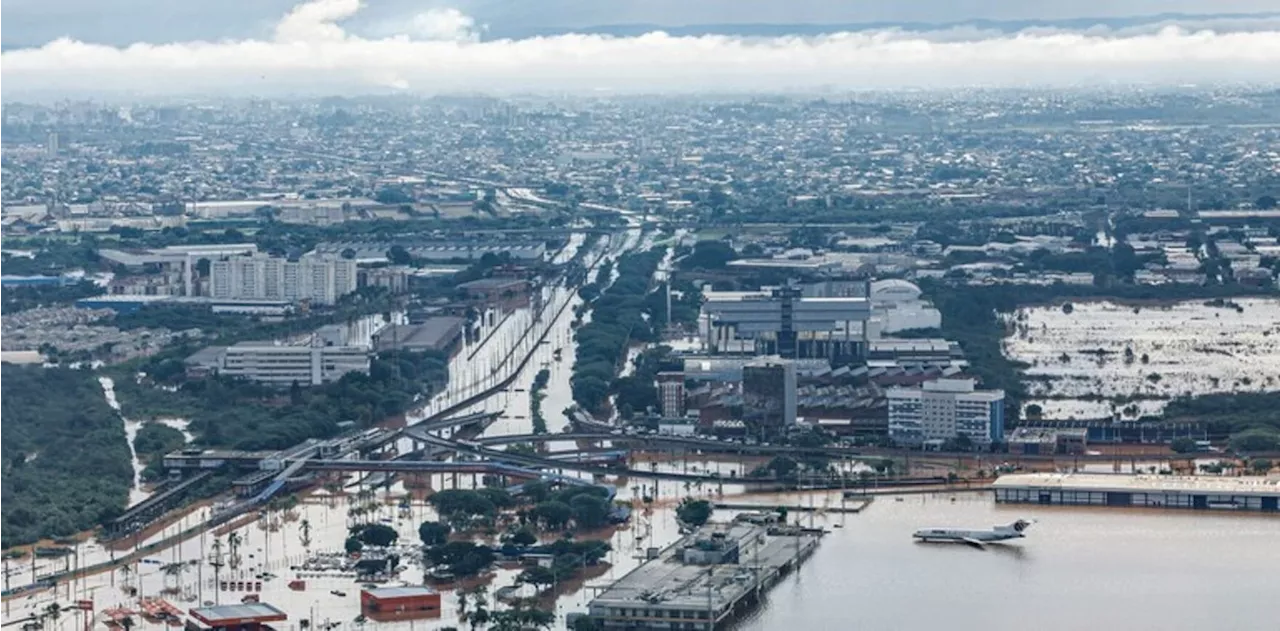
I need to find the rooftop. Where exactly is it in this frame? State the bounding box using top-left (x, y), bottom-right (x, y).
top-left (993, 473), bottom-right (1280, 496)
top-left (189, 603), bottom-right (287, 625)
top-left (375, 317), bottom-right (464, 351)
top-left (363, 586), bottom-right (438, 599)
top-left (591, 522), bottom-right (818, 613)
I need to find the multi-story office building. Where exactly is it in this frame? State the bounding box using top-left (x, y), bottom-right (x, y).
top-left (210, 254), bottom-right (357, 305)
top-left (701, 285), bottom-right (870, 362)
top-left (219, 340), bottom-right (369, 386)
top-left (656, 371), bottom-right (686, 419)
top-left (887, 378), bottom-right (1005, 447)
top-left (742, 358), bottom-right (797, 435)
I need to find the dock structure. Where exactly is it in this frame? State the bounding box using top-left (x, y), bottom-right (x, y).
top-left (993, 473), bottom-right (1280, 512)
top-left (587, 520), bottom-right (821, 630)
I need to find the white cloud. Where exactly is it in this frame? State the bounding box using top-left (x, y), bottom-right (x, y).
top-left (3, 0), bottom-right (1279, 98)
top-left (409, 8), bottom-right (482, 42)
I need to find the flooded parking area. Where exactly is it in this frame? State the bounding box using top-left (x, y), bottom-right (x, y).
top-left (1002, 298), bottom-right (1280, 419)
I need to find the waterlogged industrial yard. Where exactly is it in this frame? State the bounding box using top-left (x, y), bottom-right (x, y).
top-left (1002, 298), bottom-right (1280, 420)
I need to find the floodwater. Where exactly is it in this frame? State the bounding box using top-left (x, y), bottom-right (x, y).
top-left (1003, 298), bottom-right (1280, 419)
top-left (99, 376), bottom-right (152, 507)
top-left (10, 491), bottom-right (1278, 631)
top-left (736, 493), bottom-right (1280, 631)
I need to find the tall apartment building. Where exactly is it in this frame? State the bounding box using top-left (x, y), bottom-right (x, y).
top-left (742, 358), bottom-right (797, 436)
top-left (656, 371), bottom-right (686, 419)
top-left (887, 378), bottom-right (1005, 447)
top-left (210, 254), bottom-right (357, 305)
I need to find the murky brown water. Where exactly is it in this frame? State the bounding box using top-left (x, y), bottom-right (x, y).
top-left (733, 493), bottom-right (1280, 631)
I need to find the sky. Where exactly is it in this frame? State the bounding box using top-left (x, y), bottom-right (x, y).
top-left (2, 0), bottom-right (1279, 97)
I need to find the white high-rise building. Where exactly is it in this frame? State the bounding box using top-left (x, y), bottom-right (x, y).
top-left (887, 378), bottom-right (1006, 447)
top-left (209, 254), bottom-right (357, 305)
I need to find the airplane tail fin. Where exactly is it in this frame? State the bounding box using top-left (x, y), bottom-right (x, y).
top-left (996, 519), bottom-right (1033, 533)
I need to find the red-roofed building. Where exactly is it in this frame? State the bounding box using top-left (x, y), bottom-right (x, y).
top-left (360, 586), bottom-right (442, 621)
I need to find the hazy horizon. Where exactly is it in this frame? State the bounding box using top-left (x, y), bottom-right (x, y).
top-left (3, 0), bottom-right (1279, 98)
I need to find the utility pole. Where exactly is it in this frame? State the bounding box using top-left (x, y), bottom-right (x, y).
top-left (209, 539), bottom-right (225, 605)
top-left (3, 559), bottom-right (11, 618)
top-left (706, 567), bottom-right (714, 631)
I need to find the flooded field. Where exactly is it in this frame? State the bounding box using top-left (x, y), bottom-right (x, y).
top-left (1002, 298), bottom-right (1280, 419)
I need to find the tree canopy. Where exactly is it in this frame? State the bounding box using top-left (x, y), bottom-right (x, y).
top-left (1, 367), bottom-right (133, 547)
top-left (676, 498), bottom-right (712, 528)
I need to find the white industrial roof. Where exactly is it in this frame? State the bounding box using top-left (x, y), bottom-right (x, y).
top-left (993, 473), bottom-right (1280, 497)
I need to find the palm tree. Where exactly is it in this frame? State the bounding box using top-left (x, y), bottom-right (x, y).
top-left (456, 590), bottom-right (469, 617)
top-left (228, 532), bottom-right (242, 570)
top-left (470, 584), bottom-right (489, 609)
top-left (42, 603), bottom-right (61, 631)
top-left (467, 603), bottom-right (490, 631)
top-left (120, 616), bottom-right (135, 631)
top-left (300, 519), bottom-right (313, 548)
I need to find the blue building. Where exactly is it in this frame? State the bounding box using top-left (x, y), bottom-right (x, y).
top-left (1, 275), bottom-right (74, 288)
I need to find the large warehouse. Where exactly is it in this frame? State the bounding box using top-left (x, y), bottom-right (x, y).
top-left (993, 472), bottom-right (1280, 512)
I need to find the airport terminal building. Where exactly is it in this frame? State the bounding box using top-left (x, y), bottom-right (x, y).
top-left (993, 473), bottom-right (1280, 512)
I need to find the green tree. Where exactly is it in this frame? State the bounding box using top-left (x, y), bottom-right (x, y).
top-left (387, 245), bottom-right (413, 265)
top-left (676, 498), bottom-right (712, 528)
top-left (531, 501), bottom-right (573, 530)
top-left (353, 523), bottom-right (398, 547)
top-left (1170, 437), bottom-right (1198, 454)
top-left (511, 527), bottom-right (538, 547)
top-left (1250, 459), bottom-right (1273, 474)
top-left (418, 521), bottom-right (450, 546)
top-left (344, 537), bottom-right (363, 554)
top-left (1230, 429), bottom-right (1280, 453)
top-left (518, 565), bottom-right (556, 588)
top-left (570, 494), bottom-right (610, 529)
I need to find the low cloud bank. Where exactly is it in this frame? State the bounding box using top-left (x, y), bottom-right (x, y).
top-left (3, 0), bottom-right (1278, 97)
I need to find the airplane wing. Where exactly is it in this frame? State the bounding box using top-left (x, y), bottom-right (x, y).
top-left (962, 537), bottom-right (987, 549)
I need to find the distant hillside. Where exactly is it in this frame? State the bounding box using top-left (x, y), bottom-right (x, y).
top-left (484, 12), bottom-right (1280, 40)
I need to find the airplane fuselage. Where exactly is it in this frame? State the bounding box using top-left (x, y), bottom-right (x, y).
top-left (912, 528), bottom-right (1024, 543)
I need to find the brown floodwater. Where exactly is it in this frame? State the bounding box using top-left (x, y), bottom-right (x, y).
top-left (731, 493), bottom-right (1279, 631)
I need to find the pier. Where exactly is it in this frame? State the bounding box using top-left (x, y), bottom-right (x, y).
top-left (587, 519), bottom-right (821, 630)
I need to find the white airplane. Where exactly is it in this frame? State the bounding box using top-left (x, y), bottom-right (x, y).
top-left (913, 519), bottom-right (1034, 549)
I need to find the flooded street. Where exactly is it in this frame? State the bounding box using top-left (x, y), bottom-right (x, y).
top-left (1002, 298), bottom-right (1280, 419)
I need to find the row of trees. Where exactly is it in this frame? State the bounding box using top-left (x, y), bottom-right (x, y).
top-left (530, 368), bottom-right (551, 434)
top-left (571, 248), bottom-right (668, 413)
